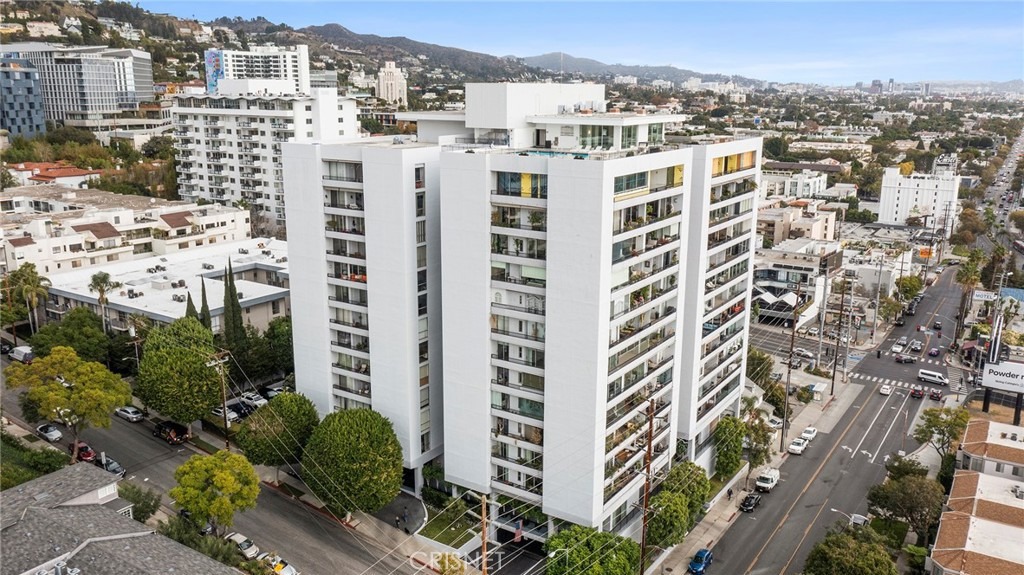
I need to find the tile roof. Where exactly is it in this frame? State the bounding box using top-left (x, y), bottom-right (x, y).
top-left (7, 236), bottom-right (35, 247)
top-left (961, 419), bottom-right (1024, 466)
top-left (71, 221), bottom-right (122, 240)
top-left (11, 162), bottom-right (102, 181)
top-left (160, 210), bottom-right (194, 228)
top-left (0, 463), bottom-right (117, 529)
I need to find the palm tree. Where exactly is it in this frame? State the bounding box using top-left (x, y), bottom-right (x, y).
top-left (12, 263), bottom-right (50, 334)
top-left (88, 271), bottom-right (123, 333)
top-left (954, 259), bottom-right (982, 344)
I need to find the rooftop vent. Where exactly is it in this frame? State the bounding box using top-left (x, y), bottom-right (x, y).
top-left (202, 263), bottom-right (215, 270)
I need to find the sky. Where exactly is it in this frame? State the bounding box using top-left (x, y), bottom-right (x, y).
top-left (136, 1), bottom-right (1024, 85)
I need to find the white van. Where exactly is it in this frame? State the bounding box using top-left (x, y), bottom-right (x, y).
top-left (917, 369), bottom-right (948, 386)
top-left (8, 346), bottom-right (33, 364)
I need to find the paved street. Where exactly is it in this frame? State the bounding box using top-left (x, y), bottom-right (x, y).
top-left (728, 268), bottom-right (964, 574)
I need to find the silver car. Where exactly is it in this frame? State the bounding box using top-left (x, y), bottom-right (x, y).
top-left (115, 406), bottom-right (144, 422)
top-left (37, 423), bottom-right (63, 442)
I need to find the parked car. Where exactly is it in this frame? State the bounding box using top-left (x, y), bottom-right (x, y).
top-left (800, 427), bottom-right (818, 442)
top-left (256, 553), bottom-right (299, 575)
top-left (755, 468), bottom-right (781, 492)
top-left (240, 392), bottom-right (268, 409)
top-left (788, 437), bottom-right (808, 455)
top-left (153, 421), bottom-right (190, 444)
top-left (179, 508), bottom-right (214, 536)
top-left (0, 341), bottom-right (12, 355)
top-left (929, 389), bottom-right (943, 401)
top-left (8, 346), bottom-right (33, 364)
top-left (897, 336), bottom-right (909, 345)
top-left (211, 407), bottom-right (240, 423)
top-left (688, 549), bottom-right (714, 574)
top-left (910, 385), bottom-right (925, 399)
top-left (895, 354), bottom-right (916, 364)
top-left (94, 455), bottom-right (126, 478)
top-left (767, 416), bottom-right (784, 430)
top-left (808, 326), bottom-right (819, 336)
top-left (769, 372), bottom-right (782, 382)
top-left (225, 532), bottom-right (260, 559)
top-left (879, 384), bottom-right (893, 396)
top-left (894, 318), bottom-right (906, 326)
top-left (739, 493), bottom-right (762, 513)
top-left (794, 348), bottom-right (814, 359)
top-left (68, 441), bottom-right (96, 462)
top-left (36, 423), bottom-right (62, 442)
top-left (115, 406), bottom-right (144, 422)
top-left (929, 347), bottom-right (941, 357)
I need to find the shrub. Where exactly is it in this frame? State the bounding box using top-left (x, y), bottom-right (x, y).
top-left (421, 485), bottom-right (450, 508)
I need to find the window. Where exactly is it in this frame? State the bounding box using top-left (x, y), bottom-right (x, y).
top-left (416, 220), bottom-right (426, 243)
top-left (415, 192), bottom-right (425, 217)
top-left (580, 124), bottom-right (613, 148)
top-left (621, 125), bottom-right (637, 148)
top-left (324, 161), bottom-right (363, 182)
top-left (614, 171), bottom-right (648, 195)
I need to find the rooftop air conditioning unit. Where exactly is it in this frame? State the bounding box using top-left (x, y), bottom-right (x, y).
top-left (239, 248), bottom-right (249, 254)
top-left (202, 263), bottom-right (214, 270)
top-left (237, 292), bottom-right (244, 299)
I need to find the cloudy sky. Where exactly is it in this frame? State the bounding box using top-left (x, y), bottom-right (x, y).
top-left (137, 1), bottom-right (1023, 84)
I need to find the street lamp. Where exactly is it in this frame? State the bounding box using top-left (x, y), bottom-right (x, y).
top-left (829, 507), bottom-right (868, 527)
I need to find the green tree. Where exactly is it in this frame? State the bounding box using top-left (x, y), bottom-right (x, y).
top-left (803, 529), bottom-right (898, 575)
top-left (301, 409), bottom-right (403, 513)
top-left (236, 392), bottom-right (319, 479)
top-left (265, 316), bottom-right (294, 375)
top-left (199, 278), bottom-right (212, 329)
top-left (119, 482), bottom-right (162, 523)
top-left (713, 415), bottom-right (744, 478)
top-left (763, 136), bottom-right (788, 159)
top-left (1, 168), bottom-right (18, 189)
top-left (169, 450), bottom-right (260, 535)
top-left (913, 406), bottom-right (970, 460)
top-left (661, 460), bottom-right (711, 531)
top-left (544, 525), bottom-right (640, 575)
top-left (746, 348), bottom-right (774, 386)
top-left (436, 553), bottom-right (466, 575)
top-left (29, 307), bottom-right (109, 364)
top-left (158, 515), bottom-right (246, 566)
top-left (140, 135), bottom-right (175, 160)
top-left (867, 475), bottom-right (944, 547)
top-left (10, 263), bottom-right (50, 334)
top-left (1009, 210), bottom-right (1024, 231)
top-left (185, 292), bottom-right (199, 321)
top-left (741, 396), bottom-right (774, 489)
top-left (4, 346), bottom-right (131, 461)
top-left (647, 490), bottom-right (690, 548)
top-left (884, 454), bottom-right (928, 481)
top-left (222, 262), bottom-right (245, 351)
top-left (233, 325), bottom-right (274, 381)
top-left (894, 276), bottom-right (924, 301)
top-left (879, 296), bottom-right (903, 323)
top-left (136, 317), bottom-right (220, 428)
top-left (87, 271), bottom-right (123, 334)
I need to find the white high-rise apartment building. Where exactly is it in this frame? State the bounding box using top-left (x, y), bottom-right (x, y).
top-left (376, 61), bottom-right (408, 106)
top-left (431, 83), bottom-right (761, 535)
top-left (171, 81), bottom-right (358, 232)
top-left (283, 138), bottom-right (443, 491)
top-left (204, 45), bottom-right (310, 95)
top-left (877, 167), bottom-right (959, 236)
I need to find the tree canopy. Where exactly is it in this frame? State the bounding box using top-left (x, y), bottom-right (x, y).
top-left (660, 460), bottom-right (711, 531)
top-left (236, 392), bottom-right (319, 470)
top-left (544, 525), bottom-right (640, 575)
top-left (867, 475), bottom-right (945, 546)
top-left (913, 406), bottom-right (970, 460)
top-left (169, 450), bottom-right (260, 534)
top-left (803, 529), bottom-right (898, 575)
top-left (647, 490), bottom-right (690, 548)
top-left (301, 409), bottom-right (403, 513)
top-left (137, 317), bottom-right (220, 425)
top-left (713, 415), bottom-right (745, 478)
top-left (29, 307), bottom-right (109, 363)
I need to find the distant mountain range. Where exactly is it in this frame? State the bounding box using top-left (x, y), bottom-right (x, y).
top-left (519, 52), bottom-right (760, 86)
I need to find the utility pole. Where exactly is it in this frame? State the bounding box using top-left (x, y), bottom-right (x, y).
top-left (818, 211), bottom-right (845, 365)
top-left (872, 254), bottom-right (884, 343)
top-left (206, 351), bottom-right (231, 451)
top-left (937, 200), bottom-right (953, 264)
top-left (830, 279), bottom-right (848, 396)
top-left (783, 283), bottom-right (802, 452)
top-left (480, 494), bottom-right (488, 575)
top-left (638, 399), bottom-right (656, 575)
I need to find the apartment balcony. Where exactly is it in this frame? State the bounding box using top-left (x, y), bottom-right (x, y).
top-left (709, 205), bottom-right (754, 228)
top-left (605, 423), bottom-right (671, 486)
top-left (697, 373), bottom-right (743, 423)
top-left (204, 120), bottom-right (223, 127)
top-left (491, 449), bottom-right (543, 473)
top-left (491, 353), bottom-right (545, 369)
top-left (710, 181), bottom-right (757, 205)
top-left (326, 248), bottom-right (366, 261)
top-left (491, 400), bottom-right (544, 422)
top-left (703, 325), bottom-right (744, 359)
top-left (491, 246), bottom-right (546, 262)
top-left (329, 317), bottom-right (368, 331)
top-left (331, 338), bottom-right (369, 353)
top-left (493, 423), bottom-right (544, 447)
top-left (491, 377), bottom-right (545, 396)
top-left (325, 221), bottom-right (365, 236)
top-left (707, 245), bottom-right (750, 275)
top-left (272, 136), bottom-right (293, 143)
top-left (610, 307), bottom-right (675, 348)
top-left (707, 227), bottom-right (750, 250)
top-left (492, 187), bottom-right (547, 200)
top-left (491, 475), bottom-right (543, 502)
top-left (333, 361), bottom-right (371, 376)
top-left (611, 233), bottom-right (679, 266)
top-left (611, 285), bottom-right (676, 321)
top-left (606, 379), bottom-right (671, 428)
top-left (702, 301), bottom-right (746, 338)
top-left (325, 200), bottom-right (364, 212)
top-left (327, 272), bottom-right (368, 285)
top-left (608, 331), bottom-right (672, 376)
top-left (491, 217), bottom-right (547, 233)
top-left (605, 410), bottom-right (669, 456)
top-left (491, 327), bottom-right (545, 343)
top-left (270, 122), bottom-right (294, 130)
top-left (705, 263), bottom-right (750, 296)
top-left (611, 258), bottom-right (677, 294)
top-left (611, 206), bottom-right (679, 237)
top-left (492, 301), bottom-right (545, 316)
top-left (333, 381), bottom-right (371, 397)
top-left (328, 294), bottom-right (368, 308)
top-left (700, 341), bottom-right (744, 380)
top-left (490, 271), bottom-right (546, 290)
top-left (236, 121), bottom-right (253, 128)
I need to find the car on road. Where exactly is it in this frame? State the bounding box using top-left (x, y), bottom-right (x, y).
top-left (879, 384), bottom-right (893, 396)
top-left (94, 456), bottom-right (126, 478)
top-left (240, 391), bottom-right (268, 409)
top-left (897, 336), bottom-right (909, 345)
top-left (905, 306), bottom-right (916, 316)
top-left (929, 347), bottom-right (941, 357)
top-left (767, 416), bottom-right (784, 430)
top-left (0, 341), bottom-right (11, 355)
top-left (256, 553), bottom-right (299, 575)
top-left (933, 321), bottom-right (942, 330)
top-left (114, 406), bottom-right (144, 422)
top-left (801, 427), bottom-right (818, 442)
top-left (936, 266), bottom-right (945, 273)
top-left (910, 385), bottom-right (925, 399)
top-left (739, 493), bottom-right (762, 513)
top-left (153, 421), bottom-right (190, 444)
top-left (808, 326), bottom-right (819, 336)
top-left (894, 318), bottom-right (906, 326)
top-left (69, 441), bottom-right (97, 462)
top-left (788, 437), bottom-right (808, 455)
top-left (794, 348), bottom-right (814, 359)
top-left (36, 423), bottom-right (62, 442)
top-left (895, 354), bottom-right (916, 364)
top-left (783, 357), bottom-right (804, 369)
top-left (909, 340), bottom-right (923, 352)
top-left (179, 508), bottom-right (214, 536)
top-left (890, 344), bottom-right (905, 354)
top-left (688, 549), bottom-right (714, 574)
top-left (769, 372), bottom-right (782, 382)
top-left (225, 532), bottom-right (260, 559)
top-left (929, 389), bottom-right (944, 401)
top-left (211, 406), bottom-right (240, 423)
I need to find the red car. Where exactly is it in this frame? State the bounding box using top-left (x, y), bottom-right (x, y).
top-left (929, 389), bottom-right (943, 401)
top-left (68, 441), bottom-right (96, 462)
top-left (910, 385), bottom-right (925, 399)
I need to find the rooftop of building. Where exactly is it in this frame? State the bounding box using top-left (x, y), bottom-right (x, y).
top-left (762, 161), bottom-right (844, 173)
top-left (961, 419), bottom-right (1024, 465)
top-left (0, 462), bottom-right (117, 529)
top-left (946, 470), bottom-right (1024, 527)
top-left (2, 183), bottom-right (189, 212)
top-left (772, 237), bottom-right (842, 254)
top-left (46, 237), bottom-right (288, 323)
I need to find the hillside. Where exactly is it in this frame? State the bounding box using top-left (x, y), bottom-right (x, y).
top-left (521, 52), bottom-right (759, 86)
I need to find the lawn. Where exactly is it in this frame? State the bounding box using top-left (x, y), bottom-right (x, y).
top-left (419, 505), bottom-right (478, 548)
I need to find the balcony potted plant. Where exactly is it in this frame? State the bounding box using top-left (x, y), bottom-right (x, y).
top-left (528, 210), bottom-right (545, 230)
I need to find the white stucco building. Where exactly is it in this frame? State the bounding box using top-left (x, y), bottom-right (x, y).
top-left (204, 45), bottom-right (310, 95)
top-left (376, 61), bottom-right (408, 106)
top-left (877, 167), bottom-right (959, 236)
top-left (759, 169), bottom-right (829, 200)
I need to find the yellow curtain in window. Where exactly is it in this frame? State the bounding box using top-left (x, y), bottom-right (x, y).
top-left (521, 173), bottom-right (532, 198)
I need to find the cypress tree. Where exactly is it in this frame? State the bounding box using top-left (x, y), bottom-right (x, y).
top-left (223, 261), bottom-right (245, 350)
top-left (184, 292), bottom-right (199, 320)
top-left (199, 279), bottom-right (212, 330)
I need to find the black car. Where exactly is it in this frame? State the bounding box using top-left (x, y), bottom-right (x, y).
top-left (905, 307), bottom-right (916, 316)
top-left (179, 508), bottom-right (214, 535)
top-left (739, 493), bottom-right (762, 512)
top-left (894, 318), bottom-right (906, 326)
top-left (94, 456), bottom-right (126, 478)
top-left (0, 342), bottom-right (12, 355)
top-left (933, 321), bottom-right (942, 330)
top-left (910, 385), bottom-right (925, 399)
top-left (153, 421), bottom-right (190, 445)
top-left (895, 354), bottom-right (916, 364)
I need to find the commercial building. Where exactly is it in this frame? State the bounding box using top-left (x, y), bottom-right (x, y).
top-left (283, 136), bottom-right (443, 493)
top-left (756, 201), bottom-right (837, 246)
top-left (0, 57), bottom-right (46, 137)
top-left (171, 80), bottom-right (358, 232)
top-left (1, 42), bottom-right (153, 124)
top-left (753, 238), bottom-right (842, 328)
top-left (44, 236), bottom-right (288, 332)
top-left (788, 140), bottom-right (873, 160)
top-left (1, 184), bottom-right (250, 275)
top-left (877, 167), bottom-right (960, 236)
top-left (204, 44), bottom-right (310, 95)
top-left (759, 169), bottom-right (829, 200)
top-left (310, 69), bottom-right (339, 90)
top-left (376, 61), bottom-right (408, 106)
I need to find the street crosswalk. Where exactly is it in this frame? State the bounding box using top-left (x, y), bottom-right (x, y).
top-left (849, 370), bottom-right (968, 394)
top-left (876, 350), bottom-right (945, 366)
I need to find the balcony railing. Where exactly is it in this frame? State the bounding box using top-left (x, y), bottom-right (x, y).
top-left (491, 378), bottom-right (544, 394)
top-left (492, 327), bottom-right (545, 343)
top-left (492, 301), bottom-right (545, 315)
top-left (707, 247), bottom-right (750, 274)
top-left (491, 354), bottom-right (545, 369)
top-left (329, 317), bottom-right (368, 330)
top-left (612, 234), bottom-right (680, 265)
top-left (333, 382), bottom-right (370, 396)
top-left (333, 361), bottom-right (371, 375)
top-left (332, 339), bottom-right (369, 353)
top-left (491, 273), bottom-right (546, 289)
top-left (493, 426), bottom-right (543, 446)
top-left (492, 247), bottom-right (547, 261)
top-left (326, 249), bottom-right (366, 260)
top-left (492, 402), bottom-right (545, 421)
top-left (611, 208), bottom-right (679, 236)
top-left (709, 207), bottom-right (754, 227)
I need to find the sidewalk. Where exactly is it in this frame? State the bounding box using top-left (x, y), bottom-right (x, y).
top-left (656, 368), bottom-right (865, 572)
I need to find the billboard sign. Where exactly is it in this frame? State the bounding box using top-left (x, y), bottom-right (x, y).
top-left (973, 290), bottom-right (998, 302)
top-left (981, 361), bottom-right (1024, 394)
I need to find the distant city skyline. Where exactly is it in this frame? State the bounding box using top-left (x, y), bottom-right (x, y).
top-left (138, 1), bottom-right (1023, 85)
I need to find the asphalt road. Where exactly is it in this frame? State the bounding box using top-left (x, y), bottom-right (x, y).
top-left (0, 356), bottom-right (419, 575)
top-left (719, 268), bottom-right (965, 574)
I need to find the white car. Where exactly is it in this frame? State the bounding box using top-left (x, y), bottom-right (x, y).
top-left (788, 438), bottom-right (808, 455)
top-left (879, 384), bottom-right (893, 396)
top-left (808, 327), bottom-right (819, 336)
top-left (211, 407), bottom-right (240, 423)
top-left (115, 406), bottom-right (144, 422)
top-left (794, 348), bottom-right (814, 359)
top-left (240, 392), bottom-right (268, 409)
top-left (225, 532), bottom-right (260, 559)
top-left (36, 423), bottom-right (63, 442)
top-left (890, 344), bottom-right (905, 354)
top-left (800, 427), bottom-right (818, 442)
top-left (256, 553), bottom-right (299, 575)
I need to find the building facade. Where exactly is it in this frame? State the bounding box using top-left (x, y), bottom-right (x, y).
top-left (877, 167), bottom-right (959, 236)
top-left (759, 169), bottom-right (828, 200)
top-left (0, 57), bottom-right (46, 137)
top-left (204, 45), bottom-right (310, 95)
top-left (376, 61), bottom-right (408, 106)
top-left (171, 83), bottom-right (358, 231)
top-left (283, 138), bottom-right (443, 493)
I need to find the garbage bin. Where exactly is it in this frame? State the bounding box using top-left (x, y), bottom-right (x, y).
top-left (877, 350), bottom-right (882, 358)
